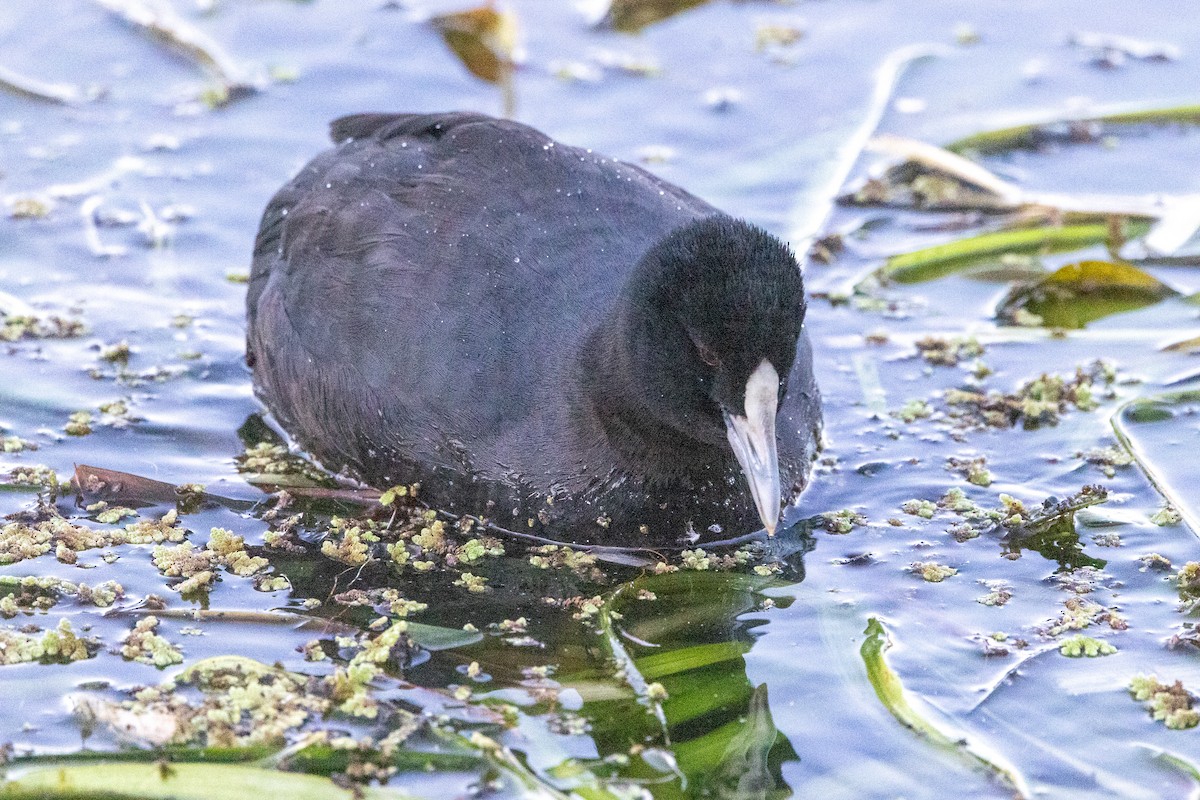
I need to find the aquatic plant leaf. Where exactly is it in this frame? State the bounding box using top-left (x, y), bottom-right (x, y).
top-left (635, 640), bottom-right (751, 680)
top-left (1141, 746), bottom-right (1200, 783)
top-left (947, 103), bottom-right (1200, 155)
top-left (406, 621), bottom-right (484, 650)
top-left (599, 0), bottom-right (709, 32)
top-left (431, 5), bottom-right (517, 85)
top-left (997, 260), bottom-right (1178, 329)
top-left (0, 761), bottom-right (418, 799)
top-left (1113, 390), bottom-right (1200, 535)
top-left (861, 618), bottom-right (1031, 797)
top-left (883, 224), bottom-right (1141, 284)
top-left (658, 666), bottom-right (754, 726)
top-left (1121, 399), bottom-right (1175, 423)
top-left (700, 684), bottom-right (784, 800)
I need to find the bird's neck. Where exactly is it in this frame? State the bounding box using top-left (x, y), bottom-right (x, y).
top-left (574, 298), bottom-right (724, 482)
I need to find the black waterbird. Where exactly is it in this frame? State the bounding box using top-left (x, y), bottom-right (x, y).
top-left (246, 112), bottom-right (820, 545)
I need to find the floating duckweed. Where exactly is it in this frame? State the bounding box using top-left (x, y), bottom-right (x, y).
top-left (8, 464), bottom-right (60, 492)
top-left (95, 506), bottom-right (137, 524)
top-left (895, 399), bottom-right (933, 423)
top-left (1054, 566), bottom-right (1109, 595)
top-left (235, 442), bottom-right (332, 486)
top-left (103, 656), bottom-right (333, 746)
top-left (946, 455), bottom-right (992, 486)
top-left (0, 619), bottom-right (97, 666)
top-left (1076, 444), bottom-right (1134, 477)
top-left (573, 596), bottom-right (604, 621)
top-left (1042, 597), bottom-right (1126, 636)
top-left (456, 537), bottom-right (504, 563)
top-left (121, 509), bottom-right (186, 544)
top-left (1059, 634), bottom-right (1117, 657)
top-left (0, 575), bottom-right (122, 615)
top-left (0, 312), bottom-right (85, 342)
top-left (0, 522), bottom-right (53, 563)
top-left (1151, 505), bottom-right (1183, 526)
top-left (300, 640), bottom-right (326, 661)
top-left (64, 411), bottom-right (94, 436)
top-left (1139, 553), bottom-right (1172, 572)
top-left (320, 519), bottom-right (371, 566)
top-left (2, 435), bottom-right (34, 452)
top-left (998, 494), bottom-right (1028, 527)
top-left (385, 593), bottom-right (428, 617)
top-left (911, 561), bottom-right (957, 582)
top-left (683, 546), bottom-right (755, 571)
top-left (153, 542), bottom-right (215, 579)
top-left (174, 570), bottom-right (216, 594)
top-left (645, 682), bottom-right (669, 702)
top-left (208, 528), bottom-right (268, 576)
top-left (76, 580), bottom-right (124, 607)
top-left (0, 627), bottom-right (47, 665)
top-left (822, 509), bottom-right (867, 534)
top-left (412, 519), bottom-right (449, 553)
top-left (755, 22), bottom-right (804, 51)
top-left (915, 335), bottom-right (984, 366)
top-left (943, 360), bottom-right (1114, 430)
top-left (680, 549), bottom-right (711, 570)
top-left (901, 499), bottom-right (937, 519)
top-left (528, 544), bottom-right (602, 577)
top-left (453, 572), bottom-right (488, 593)
top-left (385, 541), bottom-right (410, 567)
top-left (99, 341), bottom-right (132, 364)
top-left (977, 589), bottom-right (1012, 606)
top-left (121, 616), bottom-right (183, 667)
top-left (40, 619), bottom-right (97, 662)
top-left (1129, 675), bottom-right (1200, 730)
top-left (8, 196), bottom-right (53, 218)
top-left (378, 484), bottom-right (416, 506)
top-left (1174, 562), bottom-right (1200, 613)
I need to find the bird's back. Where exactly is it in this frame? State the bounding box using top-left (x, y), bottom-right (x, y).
top-left (248, 112), bottom-right (717, 486)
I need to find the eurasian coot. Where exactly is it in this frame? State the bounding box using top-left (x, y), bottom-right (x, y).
top-left (246, 112), bottom-right (820, 545)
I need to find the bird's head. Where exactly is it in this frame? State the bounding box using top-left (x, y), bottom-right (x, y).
top-left (627, 216), bottom-right (807, 533)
